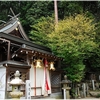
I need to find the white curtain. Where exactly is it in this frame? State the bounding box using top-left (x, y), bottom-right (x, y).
top-left (30, 64), bottom-right (51, 96)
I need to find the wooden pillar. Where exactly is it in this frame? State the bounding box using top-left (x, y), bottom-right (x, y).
top-left (7, 41), bottom-right (10, 60)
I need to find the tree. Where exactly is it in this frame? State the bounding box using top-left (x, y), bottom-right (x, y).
top-left (26, 1), bottom-right (54, 24)
top-left (29, 16), bottom-right (55, 46)
top-left (48, 14), bottom-right (97, 82)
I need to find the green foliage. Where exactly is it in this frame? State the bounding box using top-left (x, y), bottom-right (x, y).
top-left (0, 1), bottom-right (21, 22)
top-left (58, 1), bottom-right (83, 17)
top-left (29, 16), bottom-right (55, 46)
top-left (66, 61), bottom-right (85, 82)
top-left (26, 1), bottom-right (54, 25)
top-left (48, 14), bottom-right (97, 82)
top-left (86, 21), bottom-right (100, 71)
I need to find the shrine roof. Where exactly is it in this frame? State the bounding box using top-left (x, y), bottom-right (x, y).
top-left (0, 14), bottom-right (62, 60)
top-left (0, 60), bottom-right (31, 68)
top-left (0, 17), bottom-right (29, 41)
top-left (0, 15), bottom-right (53, 55)
top-left (0, 32), bottom-right (53, 55)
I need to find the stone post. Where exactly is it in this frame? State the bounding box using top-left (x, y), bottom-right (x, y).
top-left (63, 89), bottom-right (66, 100)
top-left (86, 83), bottom-right (89, 97)
top-left (83, 83), bottom-right (86, 98)
top-left (92, 80), bottom-right (95, 90)
top-left (77, 84), bottom-right (81, 98)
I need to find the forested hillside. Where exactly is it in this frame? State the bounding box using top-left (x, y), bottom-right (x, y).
top-left (0, 1), bottom-right (100, 34)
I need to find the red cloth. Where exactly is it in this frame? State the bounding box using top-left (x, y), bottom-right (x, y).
top-left (45, 79), bottom-right (50, 90)
top-left (44, 58), bottom-right (48, 67)
top-left (44, 58), bottom-right (50, 90)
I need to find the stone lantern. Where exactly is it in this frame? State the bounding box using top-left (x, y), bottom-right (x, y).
top-left (8, 70), bottom-right (25, 99)
top-left (61, 75), bottom-right (72, 99)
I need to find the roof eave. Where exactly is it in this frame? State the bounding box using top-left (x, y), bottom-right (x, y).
top-left (0, 32), bottom-right (52, 54)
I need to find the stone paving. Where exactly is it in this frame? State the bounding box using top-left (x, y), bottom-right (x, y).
top-left (39, 96), bottom-right (99, 99)
top-left (31, 94), bottom-right (99, 100)
top-left (31, 96), bottom-right (98, 100)
top-left (80, 97), bottom-right (99, 99)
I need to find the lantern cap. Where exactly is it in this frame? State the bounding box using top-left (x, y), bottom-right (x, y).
top-left (8, 70), bottom-right (25, 85)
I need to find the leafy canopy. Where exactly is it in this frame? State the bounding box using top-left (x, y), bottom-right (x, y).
top-left (29, 16), bottom-right (55, 47)
top-left (48, 14), bottom-right (97, 82)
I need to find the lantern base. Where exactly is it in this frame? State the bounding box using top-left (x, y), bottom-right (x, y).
top-left (9, 92), bottom-right (23, 99)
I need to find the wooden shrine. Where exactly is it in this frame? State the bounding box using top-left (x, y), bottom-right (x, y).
top-left (0, 12), bottom-right (62, 99)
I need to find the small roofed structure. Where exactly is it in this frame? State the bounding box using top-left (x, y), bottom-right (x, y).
top-left (0, 11), bottom-right (62, 99)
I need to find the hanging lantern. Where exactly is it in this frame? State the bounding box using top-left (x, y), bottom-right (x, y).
top-left (50, 62), bottom-right (55, 71)
top-left (35, 59), bottom-right (43, 68)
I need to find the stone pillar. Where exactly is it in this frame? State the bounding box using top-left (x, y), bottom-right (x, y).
top-left (99, 75), bottom-right (100, 80)
top-left (63, 89), bottom-right (66, 100)
top-left (92, 80), bottom-right (95, 90)
top-left (77, 84), bottom-right (81, 98)
top-left (66, 87), bottom-right (71, 99)
top-left (83, 83), bottom-right (86, 98)
top-left (62, 87), bottom-right (71, 99)
top-left (86, 83), bottom-right (89, 97)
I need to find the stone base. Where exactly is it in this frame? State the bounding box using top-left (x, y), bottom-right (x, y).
top-left (89, 91), bottom-right (100, 97)
top-left (9, 92), bottom-right (23, 99)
